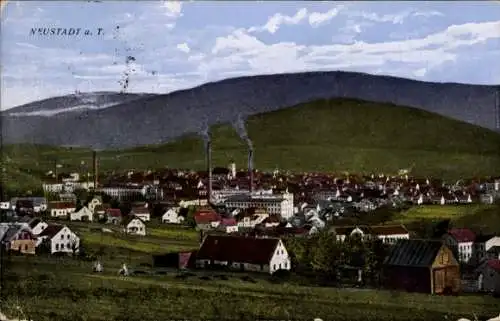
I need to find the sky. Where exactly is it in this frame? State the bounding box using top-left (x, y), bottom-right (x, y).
top-left (1, 1), bottom-right (500, 110)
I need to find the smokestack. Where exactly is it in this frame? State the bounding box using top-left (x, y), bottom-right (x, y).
top-left (206, 140), bottom-right (212, 202)
top-left (495, 88), bottom-right (500, 131)
top-left (248, 149), bottom-right (253, 194)
top-left (92, 151), bottom-right (98, 189)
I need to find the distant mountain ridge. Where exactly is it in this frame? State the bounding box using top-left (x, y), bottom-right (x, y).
top-left (1, 71), bottom-right (499, 149)
top-left (4, 92), bottom-right (155, 116)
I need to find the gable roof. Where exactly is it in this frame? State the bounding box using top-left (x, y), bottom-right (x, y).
top-left (475, 234), bottom-right (496, 243)
top-left (487, 259), bottom-right (500, 273)
top-left (0, 225), bottom-right (24, 242)
top-left (369, 225), bottom-right (409, 236)
top-left (48, 201), bottom-right (76, 209)
top-left (447, 228), bottom-right (476, 243)
top-left (28, 218), bottom-right (42, 229)
top-left (121, 215), bottom-right (145, 226)
top-left (38, 224), bottom-right (64, 238)
top-left (106, 208), bottom-right (122, 217)
top-left (197, 235), bottom-right (280, 265)
top-left (194, 210), bottom-right (220, 225)
top-left (383, 239), bottom-right (444, 267)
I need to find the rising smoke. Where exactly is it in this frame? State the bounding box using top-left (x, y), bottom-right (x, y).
top-left (200, 125), bottom-right (211, 148)
top-left (233, 114), bottom-right (254, 172)
top-left (233, 114), bottom-right (253, 151)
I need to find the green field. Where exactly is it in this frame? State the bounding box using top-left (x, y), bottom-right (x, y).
top-left (389, 204), bottom-right (495, 223)
top-left (3, 255), bottom-right (499, 321)
top-left (2, 98), bottom-right (500, 194)
top-left (2, 217), bottom-right (500, 320)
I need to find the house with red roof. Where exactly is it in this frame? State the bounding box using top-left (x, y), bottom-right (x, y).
top-left (477, 259), bottom-right (500, 294)
top-left (443, 228), bottom-right (476, 264)
top-left (217, 217), bottom-right (238, 233)
top-left (195, 235), bottom-right (291, 274)
top-left (193, 210), bottom-right (221, 231)
top-left (105, 208), bottom-right (123, 224)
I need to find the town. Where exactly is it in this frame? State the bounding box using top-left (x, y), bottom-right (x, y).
top-left (1, 149), bottom-right (500, 304)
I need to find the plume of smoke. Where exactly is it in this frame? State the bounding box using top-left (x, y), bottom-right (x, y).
top-left (200, 125), bottom-right (210, 148)
top-left (233, 114), bottom-right (253, 151)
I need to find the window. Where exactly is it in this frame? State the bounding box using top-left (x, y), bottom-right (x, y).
top-left (24, 244), bottom-right (28, 251)
top-left (67, 235), bottom-right (70, 239)
top-left (273, 264), bottom-right (276, 270)
top-left (284, 262), bottom-right (288, 269)
top-left (61, 243), bottom-right (65, 249)
top-left (67, 243), bottom-right (71, 249)
top-left (55, 244), bottom-right (59, 251)
top-left (279, 263), bottom-right (282, 269)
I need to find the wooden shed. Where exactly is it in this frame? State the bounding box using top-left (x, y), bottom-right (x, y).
top-left (382, 239), bottom-right (460, 294)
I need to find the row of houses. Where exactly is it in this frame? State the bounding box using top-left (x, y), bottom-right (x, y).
top-left (159, 234), bottom-right (500, 295)
top-left (0, 219), bottom-right (79, 255)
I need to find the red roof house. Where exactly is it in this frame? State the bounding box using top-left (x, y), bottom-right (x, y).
top-left (195, 235), bottom-right (291, 273)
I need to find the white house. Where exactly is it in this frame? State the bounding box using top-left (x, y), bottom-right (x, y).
top-left (196, 235), bottom-right (291, 274)
top-left (370, 225), bottom-right (410, 245)
top-left (37, 224), bottom-right (80, 254)
top-left (443, 228), bottom-right (476, 264)
top-left (86, 196), bottom-right (102, 213)
top-left (122, 216), bottom-right (146, 236)
top-left (48, 201), bottom-right (76, 218)
top-left (130, 207), bottom-right (150, 222)
top-left (0, 202), bottom-right (10, 210)
top-left (28, 218), bottom-right (48, 236)
top-left (236, 210), bottom-right (269, 228)
top-left (477, 259), bottom-right (500, 294)
top-left (70, 206), bottom-right (94, 222)
top-left (224, 192), bottom-right (294, 219)
top-left (162, 208), bottom-right (184, 224)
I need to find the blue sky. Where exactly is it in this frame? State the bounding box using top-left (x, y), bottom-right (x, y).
top-left (1, 1), bottom-right (500, 110)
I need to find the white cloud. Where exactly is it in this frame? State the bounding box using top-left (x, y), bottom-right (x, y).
top-left (249, 8), bottom-right (308, 34)
top-left (308, 5), bottom-right (345, 27)
top-left (162, 1), bottom-right (183, 18)
top-left (207, 20), bottom-right (500, 80)
top-left (176, 42), bottom-right (190, 53)
top-left (346, 9), bottom-right (444, 25)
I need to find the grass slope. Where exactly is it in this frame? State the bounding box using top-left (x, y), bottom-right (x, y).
top-left (2, 98), bottom-right (500, 192)
top-left (3, 256), bottom-right (499, 321)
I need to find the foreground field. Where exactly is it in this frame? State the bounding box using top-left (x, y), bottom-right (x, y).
top-left (2, 255), bottom-right (499, 321)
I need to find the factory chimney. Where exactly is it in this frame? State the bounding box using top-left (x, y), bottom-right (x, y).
top-left (495, 87), bottom-right (500, 131)
top-left (248, 149), bottom-right (253, 194)
top-left (206, 140), bottom-right (213, 203)
top-left (92, 151), bottom-right (98, 189)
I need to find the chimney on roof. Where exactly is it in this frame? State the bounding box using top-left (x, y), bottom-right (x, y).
top-left (206, 140), bottom-right (212, 202)
top-left (92, 151), bottom-right (98, 189)
top-left (248, 149), bottom-right (253, 194)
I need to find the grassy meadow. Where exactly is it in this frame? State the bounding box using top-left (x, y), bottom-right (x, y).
top-left (2, 209), bottom-right (500, 320)
top-left (3, 255), bottom-right (499, 321)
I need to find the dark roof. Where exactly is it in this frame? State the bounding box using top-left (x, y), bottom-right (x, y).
top-left (369, 225), bottom-right (409, 236)
top-left (486, 259), bottom-right (500, 273)
top-left (38, 224), bottom-right (64, 238)
top-left (383, 239), bottom-right (444, 267)
top-left (197, 235), bottom-right (280, 265)
top-left (447, 228), bottom-right (476, 242)
top-left (0, 226), bottom-right (23, 242)
top-left (121, 215), bottom-right (145, 226)
top-left (29, 218), bottom-right (42, 229)
top-left (475, 234), bottom-right (496, 243)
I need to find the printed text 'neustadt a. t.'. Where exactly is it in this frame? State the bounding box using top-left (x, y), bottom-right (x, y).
top-left (30, 27), bottom-right (104, 36)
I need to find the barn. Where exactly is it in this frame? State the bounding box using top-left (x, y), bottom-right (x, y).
top-left (382, 239), bottom-right (460, 294)
top-left (152, 251), bottom-right (197, 270)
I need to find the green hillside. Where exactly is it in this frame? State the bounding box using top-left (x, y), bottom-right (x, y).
top-left (2, 98), bottom-right (500, 193)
